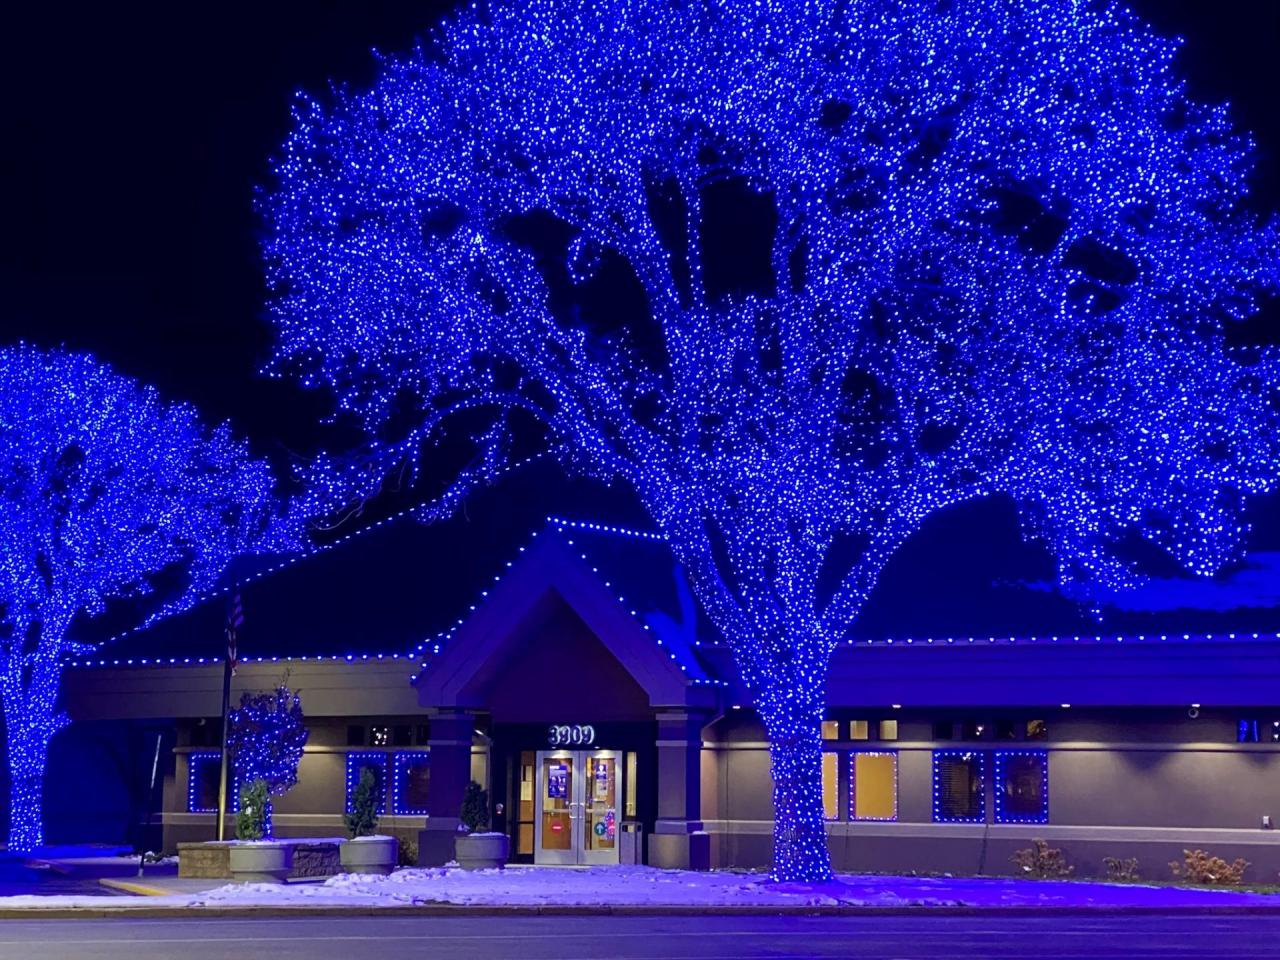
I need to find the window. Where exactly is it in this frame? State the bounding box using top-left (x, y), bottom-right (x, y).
top-left (416, 724), bottom-right (430, 745)
top-left (345, 752), bottom-right (389, 813)
top-left (996, 719), bottom-right (1018, 740)
top-left (962, 721), bottom-right (986, 740)
top-left (932, 721), bottom-right (954, 741)
top-left (850, 720), bottom-right (870, 741)
top-left (878, 719), bottom-right (899, 741)
top-left (346, 725), bottom-right (364, 746)
top-left (393, 725), bottom-right (413, 747)
top-left (187, 752), bottom-right (222, 813)
top-left (1238, 720), bottom-right (1260, 743)
top-left (821, 752), bottom-right (839, 820)
top-left (821, 720), bottom-right (840, 740)
top-left (933, 750), bottom-right (985, 822)
top-left (995, 750), bottom-right (1048, 824)
top-left (370, 726), bottom-right (390, 747)
top-left (392, 752), bottom-right (430, 815)
top-left (849, 751), bottom-right (898, 821)
top-left (1026, 719), bottom-right (1047, 740)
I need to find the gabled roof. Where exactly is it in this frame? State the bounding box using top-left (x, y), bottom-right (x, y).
top-left (411, 529), bottom-right (720, 710)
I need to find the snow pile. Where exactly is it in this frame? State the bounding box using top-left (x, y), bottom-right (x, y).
top-left (188, 866), bottom-right (1280, 909)
top-left (1, 866), bottom-right (1278, 910)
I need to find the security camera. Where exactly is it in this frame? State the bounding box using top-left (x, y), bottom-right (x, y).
top-left (1187, 706), bottom-right (1200, 719)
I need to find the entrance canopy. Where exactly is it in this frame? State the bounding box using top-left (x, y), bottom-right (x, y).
top-left (412, 528), bottom-right (720, 716)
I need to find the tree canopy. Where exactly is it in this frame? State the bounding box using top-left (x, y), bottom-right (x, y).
top-left (263, 0), bottom-right (1280, 879)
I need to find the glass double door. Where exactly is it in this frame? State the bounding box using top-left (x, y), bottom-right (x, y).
top-left (534, 749), bottom-right (621, 865)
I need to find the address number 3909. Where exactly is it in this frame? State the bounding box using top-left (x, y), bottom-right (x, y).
top-left (548, 724), bottom-right (596, 746)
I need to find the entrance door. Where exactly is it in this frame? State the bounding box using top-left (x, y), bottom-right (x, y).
top-left (534, 749), bottom-right (622, 865)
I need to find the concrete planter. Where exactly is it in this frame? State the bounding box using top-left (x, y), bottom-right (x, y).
top-left (340, 835), bottom-right (399, 875)
top-left (455, 832), bottom-right (509, 870)
top-left (228, 842), bottom-right (292, 883)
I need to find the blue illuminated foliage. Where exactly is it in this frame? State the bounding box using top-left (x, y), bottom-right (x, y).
top-left (262, 0), bottom-right (1280, 880)
top-left (0, 344), bottom-right (297, 851)
top-left (227, 683), bottom-right (309, 838)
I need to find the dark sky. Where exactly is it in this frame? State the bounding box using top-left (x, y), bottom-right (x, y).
top-left (3, 1), bottom-right (1279, 642)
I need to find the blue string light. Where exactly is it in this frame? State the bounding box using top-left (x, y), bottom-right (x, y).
top-left (345, 751), bottom-right (389, 814)
top-left (257, 0), bottom-right (1279, 881)
top-left (848, 750), bottom-right (899, 822)
top-left (932, 750), bottom-right (987, 824)
top-left (0, 343), bottom-right (298, 852)
top-left (994, 749), bottom-right (1050, 824)
top-left (391, 751), bottom-right (431, 816)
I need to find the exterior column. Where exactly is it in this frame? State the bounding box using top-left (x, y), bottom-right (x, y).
top-left (649, 709), bottom-right (711, 870)
top-left (417, 710), bottom-right (476, 866)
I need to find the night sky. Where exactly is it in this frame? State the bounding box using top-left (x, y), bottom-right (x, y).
top-left (3, 1), bottom-right (1279, 645)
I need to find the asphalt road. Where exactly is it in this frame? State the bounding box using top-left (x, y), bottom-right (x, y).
top-left (0, 914), bottom-right (1278, 960)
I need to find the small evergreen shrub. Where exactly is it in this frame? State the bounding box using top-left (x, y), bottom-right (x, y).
top-left (1010, 839), bottom-right (1073, 879)
top-left (1103, 856), bottom-right (1141, 882)
top-left (1169, 849), bottom-right (1249, 886)
top-left (344, 766), bottom-right (381, 838)
top-left (459, 781), bottom-right (490, 833)
top-left (236, 779), bottom-right (270, 841)
top-left (397, 837), bottom-right (419, 868)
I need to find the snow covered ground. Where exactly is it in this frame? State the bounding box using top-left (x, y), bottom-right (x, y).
top-left (1, 865), bottom-right (1279, 910)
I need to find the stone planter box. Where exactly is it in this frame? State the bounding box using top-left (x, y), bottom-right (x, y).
top-left (228, 842), bottom-right (292, 883)
top-left (179, 839), bottom-right (342, 880)
top-left (455, 832), bottom-right (510, 870)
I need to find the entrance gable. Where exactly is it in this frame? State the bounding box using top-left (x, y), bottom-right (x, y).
top-left (414, 532), bottom-right (713, 710)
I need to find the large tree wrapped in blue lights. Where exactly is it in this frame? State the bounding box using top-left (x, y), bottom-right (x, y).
top-left (263, 0), bottom-right (1280, 879)
top-left (0, 344), bottom-right (295, 851)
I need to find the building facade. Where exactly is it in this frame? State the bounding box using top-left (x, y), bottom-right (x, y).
top-left (54, 519), bottom-right (1280, 880)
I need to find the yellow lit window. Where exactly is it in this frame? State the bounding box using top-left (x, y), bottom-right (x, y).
top-left (850, 720), bottom-right (870, 740)
top-left (821, 720), bottom-right (840, 740)
top-left (851, 752), bottom-right (898, 821)
top-left (821, 752), bottom-right (839, 820)
top-left (879, 719), bottom-right (899, 740)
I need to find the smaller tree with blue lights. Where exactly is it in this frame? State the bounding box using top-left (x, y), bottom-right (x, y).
top-left (263, 0), bottom-right (1280, 880)
top-left (227, 682), bottom-right (308, 838)
top-left (0, 344), bottom-right (297, 852)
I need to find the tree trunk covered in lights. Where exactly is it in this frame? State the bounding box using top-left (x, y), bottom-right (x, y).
top-left (761, 704), bottom-right (830, 882)
top-left (0, 657), bottom-right (64, 854)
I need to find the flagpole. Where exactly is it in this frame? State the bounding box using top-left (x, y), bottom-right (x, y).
top-left (216, 593), bottom-right (242, 841)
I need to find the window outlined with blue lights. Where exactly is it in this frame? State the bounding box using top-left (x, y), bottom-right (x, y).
top-left (187, 751), bottom-right (238, 813)
top-left (392, 751), bottom-right (431, 815)
top-left (932, 750), bottom-right (986, 823)
top-left (848, 750), bottom-right (898, 822)
top-left (994, 749), bottom-right (1049, 824)
top-left (345, 751), bottom-right (389, 814)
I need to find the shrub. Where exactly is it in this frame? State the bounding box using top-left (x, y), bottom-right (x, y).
top-left (1010, 839), bottom-right (1073, 879)
top-left (236, 779), bottom-right (270, 842)
top-left (1169, 849), bottom-right (1249, 886)
top-left (1103, 857), bottom-right (1141, 882)
top-left (397, 837), bottom-right (419, 868)
top-left (344, 767), bottom-right (380, 839)
top-left (459, 781), bottom-right (490, 833)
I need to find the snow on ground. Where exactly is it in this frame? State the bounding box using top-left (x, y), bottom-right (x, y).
top-left (195, 866), bottom-right (1280, 908)
top-left (3, 865), bottom-right (1277, 910)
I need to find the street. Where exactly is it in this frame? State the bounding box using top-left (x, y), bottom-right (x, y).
top-left (0, 913), bottom-right (1278, 960)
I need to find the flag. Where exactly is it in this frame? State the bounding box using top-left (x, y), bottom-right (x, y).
top-left (226, 593), bottom-right (243, 676)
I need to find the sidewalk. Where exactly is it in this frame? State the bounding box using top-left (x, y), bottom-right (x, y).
top-left (1, 865), bottom-right (1278, 917)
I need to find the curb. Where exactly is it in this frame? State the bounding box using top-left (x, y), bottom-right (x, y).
top-left (4, 902), bottom-right (1280, 920)
top-left (98, 879), bottom-right (176, 897)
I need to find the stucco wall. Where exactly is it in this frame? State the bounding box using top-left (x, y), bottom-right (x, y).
top-left (700, 707), bottom-right (1280, 879)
